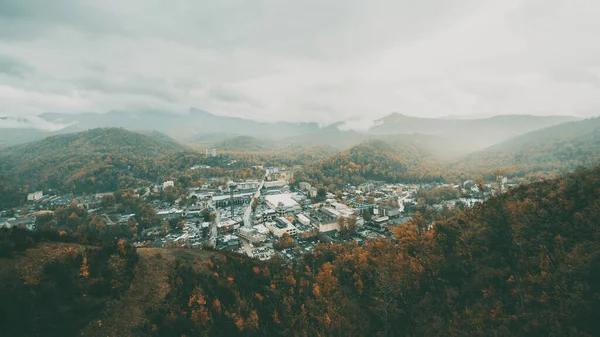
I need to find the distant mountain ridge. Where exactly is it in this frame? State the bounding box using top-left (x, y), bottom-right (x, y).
top-left (0, 110), bottom-right (586, 158)
top-left (458, 117), bottom-right (600, 178)
top-left (37, 108), bottom-right (322, 140)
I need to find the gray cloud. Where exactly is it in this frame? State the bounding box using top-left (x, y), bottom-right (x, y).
top-left (0, 54), bottom-right (34, 78)
top-left (208, 85), bottom-right (264, 108)
top-left (550, 68), bottom-right (600, 88)
top-left (0, 0), bottom-right (599, 123)
top-left (74, 76), bottom-right (178, 103)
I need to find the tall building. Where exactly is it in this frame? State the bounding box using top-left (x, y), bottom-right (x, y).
top-left (206, 148), bottom-right (217, 157)
top-left (228, 182), bottom-right (237, 217)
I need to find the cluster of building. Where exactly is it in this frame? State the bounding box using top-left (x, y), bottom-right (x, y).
top-left (2, 158), bottom-right (519, 265)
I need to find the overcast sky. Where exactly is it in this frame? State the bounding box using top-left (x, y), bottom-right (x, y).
top-left (0, 0), bottom-right (599, 124)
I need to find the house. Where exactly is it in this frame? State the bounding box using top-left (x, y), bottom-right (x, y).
top-left (299, 182), bottom-right (311, 190)
top-left (309, 187), bottom-right (318, 198)
top-left (27, 191), bottom-right (43, 201)
top-left (163, 181), bottom-right (175, 189)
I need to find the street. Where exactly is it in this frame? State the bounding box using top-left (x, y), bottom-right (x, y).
top-left (209, 208), bottom-right (219, 247)
top-left (242, 169), bottom-right (269, 227)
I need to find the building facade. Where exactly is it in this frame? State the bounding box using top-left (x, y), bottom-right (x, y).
top-left (27, 191), bottom-right (43, 201)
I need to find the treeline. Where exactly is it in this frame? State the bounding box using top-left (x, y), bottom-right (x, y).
top-left (142, 165), bottom-right (600, 336)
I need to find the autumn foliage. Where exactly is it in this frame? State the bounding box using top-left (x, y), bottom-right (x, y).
top-left (144, 166), bottom-right (600, 336)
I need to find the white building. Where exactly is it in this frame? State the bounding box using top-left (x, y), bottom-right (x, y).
top-left (312, 221), bottom-right (341, 233)
top-left (299, 182), bottom-right (311, 190)
top-left (263, 180), bottom-right (288, 189)
top-left (206, 148), bottom-right (217, 157)
top-left (264, 193), bottom-right (302, 213)
top-left (265, 217), bottom-right (297, 237)
top-left (237, 181), bottom-right (260, 190)
top-left (297, 213), bottom-right (311, 226)
top-left (163, 180), bottom-right (175, 189)
top-left (238, 227), bottom-right (267, 243)
top-left (27, 191), bottom-right (43, 201)
top-left (329, 202), bottom-right (357, 217)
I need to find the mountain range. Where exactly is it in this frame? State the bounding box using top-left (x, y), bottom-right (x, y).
top-left (0, 109), bottom-right (590, 158)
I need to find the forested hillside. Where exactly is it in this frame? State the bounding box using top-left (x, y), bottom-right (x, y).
top-left (294, 140), bottom-right (445, 189)
top-left (460, 117), bottom-right (600, 180)
top-left (214, 136), bottom-right (274, 152)
top-left (0, 128), bottom-right (186, 193)
top-left (0, 174), bottom-right (26, 209)
top-left (0, 230), bottom-right (139, 337)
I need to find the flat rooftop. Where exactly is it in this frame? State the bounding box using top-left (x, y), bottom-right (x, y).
top-left (265, 193), bottom-right (299, 208)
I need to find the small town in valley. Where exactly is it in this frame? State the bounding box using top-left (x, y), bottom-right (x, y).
top-left (1, 159), bottom-right (515, 262)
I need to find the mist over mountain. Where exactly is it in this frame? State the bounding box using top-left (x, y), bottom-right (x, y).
top-left (0, 109), bottom-right (590, 161)
top-left (369, 113), bottom-right (579, 153)
top-left (460, 117), bottom-right (600, 177)
top-left (36, 109), bottom-right (322, 140)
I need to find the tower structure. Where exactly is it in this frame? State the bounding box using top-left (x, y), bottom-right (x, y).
top-left (228, 182), bottom-right (237, 216)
